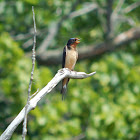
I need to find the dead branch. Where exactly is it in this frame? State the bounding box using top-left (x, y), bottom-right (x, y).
top-left (123, 1), bottom-right (140, 13)
top-left (0, 68), bottom-right (96, 140)
top-left (69, 3), bottom-right (98, 19)
top-left (106, 0), bottom-right (113, 39)
top-left (22, 6), bottom-right (37, 140)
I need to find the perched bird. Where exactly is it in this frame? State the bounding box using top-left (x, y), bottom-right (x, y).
top-left (61, 38), bottom-right (80, 100)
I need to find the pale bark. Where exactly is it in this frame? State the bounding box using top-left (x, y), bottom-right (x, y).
top-left (0, 68), bottom-right (96, 140)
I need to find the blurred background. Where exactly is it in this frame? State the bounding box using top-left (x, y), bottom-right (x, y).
top-left (0, 0), bottom-right (140, 139)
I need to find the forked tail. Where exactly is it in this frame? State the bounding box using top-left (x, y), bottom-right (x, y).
top-left (61, 85), bottom-right (67, 100)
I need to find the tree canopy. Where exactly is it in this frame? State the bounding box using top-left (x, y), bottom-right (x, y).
top-left (0, 0), bottom-right (140, 139)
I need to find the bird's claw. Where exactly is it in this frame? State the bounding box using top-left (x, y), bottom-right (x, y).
top-left (58, 69), bottom-right (65, 75)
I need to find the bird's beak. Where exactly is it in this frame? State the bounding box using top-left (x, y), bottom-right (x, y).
top-left (75, 38), bottom-right (80, 44)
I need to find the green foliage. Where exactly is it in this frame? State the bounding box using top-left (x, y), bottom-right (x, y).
top-left (0, 32), bottom-right (53, 129)
top-left (0, 0), bottom-right (140, 140)
top-left (86, 52), bottom-right (140, 139)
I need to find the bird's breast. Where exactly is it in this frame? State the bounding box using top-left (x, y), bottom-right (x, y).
top-left (65, 50), bottom-right (78, 70)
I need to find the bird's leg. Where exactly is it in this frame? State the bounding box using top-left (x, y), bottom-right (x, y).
top-left (58, 68), bottom-right (71, 75)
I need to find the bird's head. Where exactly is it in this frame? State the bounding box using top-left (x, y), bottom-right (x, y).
top-left (67, 38), bottom-right (80, 46)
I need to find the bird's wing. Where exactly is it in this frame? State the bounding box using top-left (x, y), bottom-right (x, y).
top-left (62, 46), bottom-right (67, 68)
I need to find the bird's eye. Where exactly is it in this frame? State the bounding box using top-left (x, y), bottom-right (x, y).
top-left (74, 39), bottom-right (76, 41)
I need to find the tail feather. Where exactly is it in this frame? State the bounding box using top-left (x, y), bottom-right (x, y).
top-left (61, 85), bottom-right (67, 100)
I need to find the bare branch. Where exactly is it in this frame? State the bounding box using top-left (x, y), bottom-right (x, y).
top-left (113, 0), bottom-right (125, 14)
top-left (68, 133), bottom-right (85, 140)
top-left (111, 0), bottom-right (125, 29)
top-left (37, 22), bottom-right (58, 54)
top-left (123, 1), bottom-right (140, 13)
top-left (69, 3), bottom-right (98, 19)
top-left (115, 15), bottom-right (135, 26)
top-left (106, 0), bottom-right (114, 39)
top-left (30, 88), bottom-right (39, 98)
top-left (12, 33), bottom-right (32, 41)
top-left (22, 6), bottom-right (37, 140)
top-left (0, 68), bottom-right (96, 140)
top-left (23, 38), bottom-right (34, 48)
top-left (111, 1), bottom-right (139, 30)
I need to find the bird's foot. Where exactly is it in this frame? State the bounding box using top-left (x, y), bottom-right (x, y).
top-left (58, 68), bottom-right (71, 75)
top-left (58, 69), bottom-right (65, 75)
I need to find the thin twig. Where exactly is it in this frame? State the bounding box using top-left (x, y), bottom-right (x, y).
top-left (30, 88), bottom-right (39, 99)
top-left (0, 68), bottom-right (96, 140)
top-left (113, 0), bottom-right (125, 14)
top-left (22, 6), bottom-right (37, 140)
top-left (123, 1), bottom-right (140, 13)
top-left (68, 133), bottom-right (85, 140)
top-left (111, 0), bottom-right (125, 30)
top-left (69, 3), bottom-right (98, 19)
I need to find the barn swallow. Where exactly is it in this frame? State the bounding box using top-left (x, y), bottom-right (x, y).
top-left (61, 38), bottom-right (80, 100)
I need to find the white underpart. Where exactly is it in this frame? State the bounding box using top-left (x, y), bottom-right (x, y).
top-left (65, 49), bottom-right (78, 70)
